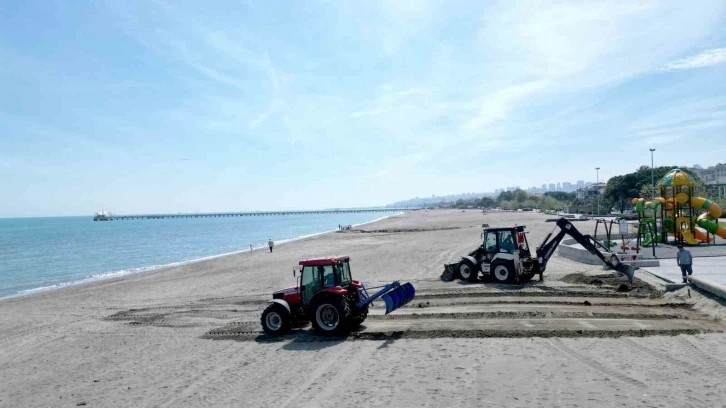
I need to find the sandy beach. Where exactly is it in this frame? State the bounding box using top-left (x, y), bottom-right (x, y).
top-left (2, 210), bottom-right (726, 407)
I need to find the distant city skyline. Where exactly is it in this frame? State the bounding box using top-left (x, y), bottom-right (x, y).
top-left (494, 180), bottom-right (592, 195)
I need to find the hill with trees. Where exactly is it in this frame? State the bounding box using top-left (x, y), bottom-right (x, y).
top-left (387, 165), bottom-right (725, 216)
top-left (387, 192), bottom-right (495, 208)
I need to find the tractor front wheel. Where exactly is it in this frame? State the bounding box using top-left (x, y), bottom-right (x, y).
top-left (310, 296), bottom-right (351, 335)
top-left (458, 259), bottom-right (478, 282)
top-left (261, 303), bottom-right (291, 335)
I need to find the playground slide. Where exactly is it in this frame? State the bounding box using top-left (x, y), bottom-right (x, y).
top-left (641, 231), bottom-right (663, 246)
top-left (697, 214), bottom-right (726, 239)
top-left (681, 230), bottom-right (700, 245)
top-left (694, 228), bottom-right (715, 243)
top-left (691, 197), bottom-right (723, 219)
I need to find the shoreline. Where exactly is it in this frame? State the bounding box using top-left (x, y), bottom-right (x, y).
top-left (1, 212), bottom-right (403, 303)
top-left (2, 209), bottom-right (726, 407)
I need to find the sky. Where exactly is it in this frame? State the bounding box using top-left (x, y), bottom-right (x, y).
top-left (1, 0), bottom-right (726, 217)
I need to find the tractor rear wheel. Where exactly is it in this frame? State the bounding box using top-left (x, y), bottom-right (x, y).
top-left (310, 296), bottom-right (351, 335)
top-left (349, 306), bottom-right (369, 330)
top-left (260, 303), bottom-right (291, 335)
top-left (492, 260), bottom-right (514, 283)
top-left (458, 259), bottom-right (478, 282)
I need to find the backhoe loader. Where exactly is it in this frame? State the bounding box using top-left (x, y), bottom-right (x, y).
top-left (441, 218), bottom-right (635, 284)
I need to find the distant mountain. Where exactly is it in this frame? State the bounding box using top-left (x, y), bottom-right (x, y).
top-left (387, 192), bottom-right (495, 208)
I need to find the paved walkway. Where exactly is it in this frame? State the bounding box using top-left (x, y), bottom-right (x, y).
top-left (641, 256), bottom-right (726, 285)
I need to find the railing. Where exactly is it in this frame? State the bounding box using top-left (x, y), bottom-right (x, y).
top-left (93, 208), bottom-right (418, 221)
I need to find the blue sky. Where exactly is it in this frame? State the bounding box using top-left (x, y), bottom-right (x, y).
top-left (2, 0), bottom-right (726, 217)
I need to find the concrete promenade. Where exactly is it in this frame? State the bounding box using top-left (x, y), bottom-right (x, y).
top-left (641, 256), bottom-right (726, 286)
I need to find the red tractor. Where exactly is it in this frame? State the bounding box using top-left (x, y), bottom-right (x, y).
top-left (261, 256), bottom-right (415, 335)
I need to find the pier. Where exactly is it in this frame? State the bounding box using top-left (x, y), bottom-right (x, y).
top-left (93, 208), bottom-right (416, 221)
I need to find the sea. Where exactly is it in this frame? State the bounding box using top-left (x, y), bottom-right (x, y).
top-left (0, 211), bottom-right (400, 299)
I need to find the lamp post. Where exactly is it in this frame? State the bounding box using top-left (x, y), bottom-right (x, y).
top-left (650, 149), bottom-right (655, 200)
top-left (595, 167), bottom-right (600, 215)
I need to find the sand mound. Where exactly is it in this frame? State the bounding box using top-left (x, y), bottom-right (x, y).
top-left (562, 273), bottom-right (661, 297)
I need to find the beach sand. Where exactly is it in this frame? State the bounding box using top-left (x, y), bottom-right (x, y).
top-left (2, 210), bottom-right (726, 407)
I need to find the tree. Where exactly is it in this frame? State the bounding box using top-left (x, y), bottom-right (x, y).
top-left (604, 174), bottom-right (639, 213)
top-left (498, 191), bottom-right (515, 203)
top-left (514, 189), bottom-right (528, 203)
top-left (522, 199), bottom-right (538, 209)
top-left (478, 197), bottom-right (495, 208)
top-left (544, 191), bottom-right (576, 202)
top-left (716, 198), bottom-right (726, 217)
top-left (539, 196), bottom-right (560, 211)
top-left (638, 185), bottom-right (654, 201)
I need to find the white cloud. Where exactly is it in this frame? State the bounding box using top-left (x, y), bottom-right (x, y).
top-left (661, 48), bottom-right (726, 71)
top-left (462, 80), bottom-right (550, 132)
top-left (479, 1), bottom-right (725, 87)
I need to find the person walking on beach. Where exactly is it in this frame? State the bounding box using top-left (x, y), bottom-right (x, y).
top-left (676, 244), bottom-right (693, 283)
top-left (268, 239), bottom-right (274, 253)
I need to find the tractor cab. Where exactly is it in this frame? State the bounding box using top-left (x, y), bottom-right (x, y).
top-left (479, 226), bottom-right (531, 261)
top-left (456, 226), bottom-right (534, 283)
top-left (297, 256), bottom-right (358, 306)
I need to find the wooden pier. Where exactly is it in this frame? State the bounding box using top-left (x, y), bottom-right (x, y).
top-left (93, 208), bottom-right (415, 221)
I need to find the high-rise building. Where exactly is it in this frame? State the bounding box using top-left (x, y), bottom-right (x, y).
top-left (576, 180), bottom-right (585, 189)
top-left (549, 183), bottom-right (556, 191)
top-left (563, 182), bottom-right (573, 192)
top-left (556, 182), bottom-right (562, 190)
top-left (696, 163), bottom-right (726, 184)
top-left (541, 184), bottom-right (547, 192)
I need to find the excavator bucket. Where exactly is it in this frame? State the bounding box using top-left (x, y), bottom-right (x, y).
top-left (382, 282), bottom-right (416, 314)
top-left (609, 254), bottom-right (635, 283)
top-left (615, 263), bottom-right (635, 283)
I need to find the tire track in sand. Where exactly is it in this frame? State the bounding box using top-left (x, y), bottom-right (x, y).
top-left (299, 341), bottom-right (378, 408)
top-left (548, 338), bottom-right (646, 388)
top-left (618, 338), bottom-right (701, 374)
top-left (277, 341), bottom-right (355, 408)
top-left (155, 342), bottom-right (264, 408)
top-left (673, 336), bottom-right (726, 377)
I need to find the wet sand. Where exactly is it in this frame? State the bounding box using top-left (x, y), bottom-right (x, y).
top-left (2, 210), bottom-right (726, 407)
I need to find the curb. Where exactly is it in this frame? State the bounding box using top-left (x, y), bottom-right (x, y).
top-left (664, 283), bottom-right (688, 292)
top-left (689, 276), bottom-right (726, 301)
top-left (559, 245), bottom-right (660, 268)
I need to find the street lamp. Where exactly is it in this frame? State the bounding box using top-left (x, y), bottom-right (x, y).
top-left (650, 149), bottom-right (655, 200)
top-left (595, 167), bottom-right (600, 215)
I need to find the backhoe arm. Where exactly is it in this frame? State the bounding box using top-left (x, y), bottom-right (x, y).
top-left (536, 218), bottom-right (634, 282)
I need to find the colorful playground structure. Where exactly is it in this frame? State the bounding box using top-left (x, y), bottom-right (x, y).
top-left (633, 168), bottom-right (725, 246)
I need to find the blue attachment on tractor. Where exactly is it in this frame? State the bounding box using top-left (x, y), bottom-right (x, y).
top-left (356, 281), bottom-right (416, 314)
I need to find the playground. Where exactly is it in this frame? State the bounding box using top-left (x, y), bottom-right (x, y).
top-left (559, 169), bottom-right (726, 267)
top-left (631, 168), bottom-right (726, 254)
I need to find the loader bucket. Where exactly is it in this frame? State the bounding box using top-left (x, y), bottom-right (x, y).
top-left (382, 282), bottom-right (416, 314)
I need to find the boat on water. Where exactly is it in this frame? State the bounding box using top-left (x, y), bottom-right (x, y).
top-left (93, 210), bottom-right (112, 221)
